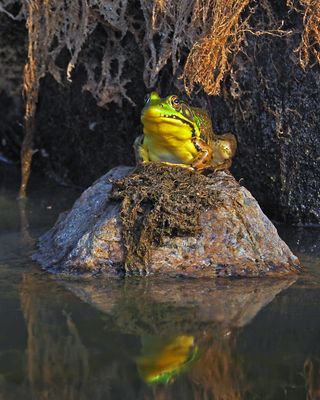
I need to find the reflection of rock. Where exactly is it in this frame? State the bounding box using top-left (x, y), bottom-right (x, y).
top-left (34, 165), bottom-right (300, 278)
top-left (64, 277), bottom-right (296, 334)
top-left (66, 277), bottom-right (291, 398)
top-left (18, 272), bottom-right (295, 400)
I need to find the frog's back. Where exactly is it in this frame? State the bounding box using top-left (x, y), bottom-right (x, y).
top-left (192, 107), bottom-right (214, 144)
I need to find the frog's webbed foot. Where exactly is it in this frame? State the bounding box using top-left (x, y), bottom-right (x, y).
top-left (134, 135), bottom-right (149, 164)
top-left (191, 137), bottom-right (213, 171)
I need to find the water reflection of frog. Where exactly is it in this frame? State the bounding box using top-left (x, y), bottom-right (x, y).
top-left (137, 335), bottom-right (198, 384)
top-left (134, 92), bottom-right (237, 171)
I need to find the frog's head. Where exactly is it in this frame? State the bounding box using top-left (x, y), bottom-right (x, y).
top-left (141, 92), bottom-right (199, 137)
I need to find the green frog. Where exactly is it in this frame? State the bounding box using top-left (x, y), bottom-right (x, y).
top-left (134, 92), bottom-right (237, 171)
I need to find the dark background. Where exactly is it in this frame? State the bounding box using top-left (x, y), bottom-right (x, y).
top-left (0, 1), bottom-right (319, 225)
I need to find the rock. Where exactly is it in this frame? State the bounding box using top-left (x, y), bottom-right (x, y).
top-left (34, 165), bottom-right (301, 278)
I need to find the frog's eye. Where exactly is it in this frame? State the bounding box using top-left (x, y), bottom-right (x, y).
top-left (144, 94), bottom-right (151, 104)
top-left (170, 95), bottom-right (180, 109)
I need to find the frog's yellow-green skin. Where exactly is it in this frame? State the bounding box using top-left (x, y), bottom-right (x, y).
top-left (134, 92), bottom-right (237, 171)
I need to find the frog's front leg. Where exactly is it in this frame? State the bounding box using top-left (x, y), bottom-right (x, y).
top-left (134, 135), bottom-right (150, 164)
top-left (191, 137), bottom-right (213, 171)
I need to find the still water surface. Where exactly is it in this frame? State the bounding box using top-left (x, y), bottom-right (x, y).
top-left (0, 167), bottom-right (320, 400)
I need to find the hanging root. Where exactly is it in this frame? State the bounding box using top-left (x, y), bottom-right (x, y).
top-left (288, 0), bottom-right (320, 68)
top-left (183, 0), bottom-right (251, 96)
top-left (18, 0), bottom-right (91, 197)
top-left (19, 1), bottom-right (39, 198)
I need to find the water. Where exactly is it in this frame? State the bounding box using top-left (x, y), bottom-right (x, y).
top-left (1, 166), bottom-right (320, 400)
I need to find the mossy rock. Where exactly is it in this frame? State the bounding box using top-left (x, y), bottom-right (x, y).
top-left (34, 164), bottom-right (300, 278)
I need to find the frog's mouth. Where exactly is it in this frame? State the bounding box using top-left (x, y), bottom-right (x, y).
top-left (162, 114), bottom-right (193, 127)
top-left (142, 112), bottom-right (195, 132)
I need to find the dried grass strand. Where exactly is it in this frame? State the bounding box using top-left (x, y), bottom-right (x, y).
top-left (183, 0), bottom-right (251, 95)
top-left (289, 0), bottom-right (320, 68)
